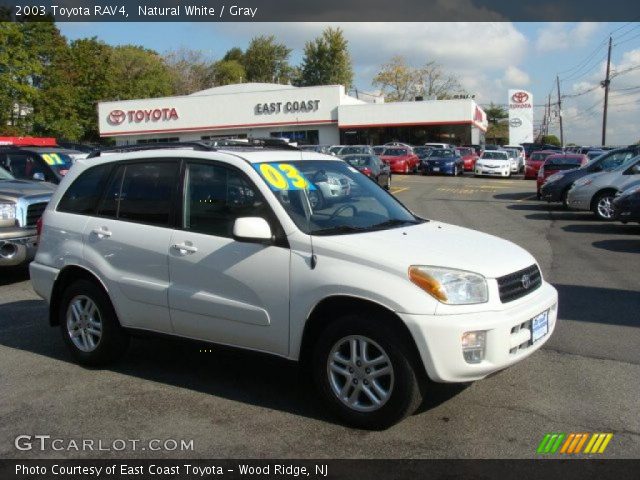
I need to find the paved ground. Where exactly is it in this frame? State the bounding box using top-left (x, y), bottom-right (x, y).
top-left (1, 173), bottom-right (638, 459)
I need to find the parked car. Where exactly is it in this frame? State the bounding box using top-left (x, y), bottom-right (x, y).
top-left (300, 145), bottom-right (331, 155)
top-left (31, 143), bottom-right (558, 429)
top-left (456, 147), bottom-right (479, 171)
top-left (336, 145), bottom-right (374, 156)
top-left (566, 156), bottom-right (640, 220)
top-left (343, 154), bottom-right (392, 190)
top-left (379, 147), bottom-right (420, 174)
top-left (0, 146), bottom-right (75, 184)
top-left (540, 146), bottom-right (640, 207)
top-left (504, 148), bottom-right (522, 174)
top-left (586, 149), bottom-right (606, 160)
top-left (424, 142), bottom-right (452, 149)
top-left (474, 150), bottom-right (512, 178)
top-left (328, 145), bottom-right (344, 156)
top-left (524, 150), bottom-right (557, 180)
top-left (503, 145), bottom-right (525, 164)
top-left (373, 146), bottom-right (386, 156)
top-left (462, 144), bottom-right (483, 156)
top-left (536, 154), bottom-right (589, 199)
top-left (0, 166), bottom-right (54, 267)
top-left (613, 183), bottom-right (640, 224)
top-left (413, 146), bottom-right (433, 161)
top-left (420, 148), bottom-right (464, 176)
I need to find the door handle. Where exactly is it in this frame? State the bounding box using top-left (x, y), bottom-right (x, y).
top-left (91, 227), bottom-right (112, 239)
top-left (171, 243), bottom-right (198, 254)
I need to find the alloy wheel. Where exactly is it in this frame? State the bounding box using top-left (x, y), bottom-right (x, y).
top-left (66, 295), bottom-right (103, 352)
top-left (597, 195), bottom-right (615, 219)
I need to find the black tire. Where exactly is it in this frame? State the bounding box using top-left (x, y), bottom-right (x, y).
top-left (59, 279), bottom-right (129, 367)
top-left (592, 191), bottom-right (616, 221)
top-left (312, 313), bottom-right (423, 430)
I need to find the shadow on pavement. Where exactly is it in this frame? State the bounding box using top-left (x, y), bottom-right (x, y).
top-left (554, 284), bottom-right (640, 327)
top-left (563, 223), bottom-right (640, 235)
top-left (493, 192), bottom-right (539, 202)
top-left (592, 239), bottom-right (640, 254)
top-left (0, 299), bottom-right (464, 426)
top-left (0, 265), bottom-right (30, 287)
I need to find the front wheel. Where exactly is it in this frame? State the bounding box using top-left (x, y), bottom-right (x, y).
top-left (385, 174), bottom-right (391, 190)
top-left (312, 314), bottom-right (423, 430)
top-left (59, 279), bottom-right (129, 366)
top-left (592, 192), bottom-right (616, 221)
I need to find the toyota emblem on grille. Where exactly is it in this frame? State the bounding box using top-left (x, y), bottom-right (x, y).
top-left (521, 274), bottom-right (532, 289)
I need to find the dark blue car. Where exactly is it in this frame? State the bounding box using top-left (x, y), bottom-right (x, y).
top-left (420, 148), bottom-right (464, 176)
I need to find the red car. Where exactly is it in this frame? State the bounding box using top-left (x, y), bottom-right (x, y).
top-left (380, 147), bottom-right (420, 174)
top-left (536, 154), bottom-right (589, 198)
top-left (525, 150), bottom-right (557, 180)
top-left (456, 147), bottom-right (479, 171)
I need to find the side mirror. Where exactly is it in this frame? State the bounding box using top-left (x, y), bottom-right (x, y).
top-left (233, 217), bottom-right (273, 243)
top-left (32, 172), bottom-right (45, 182)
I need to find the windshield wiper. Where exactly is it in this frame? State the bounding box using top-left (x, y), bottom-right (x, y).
top-left (313, 225), bottom-right (369, 236)
top-left (367, 219), bottom-right (422, 231)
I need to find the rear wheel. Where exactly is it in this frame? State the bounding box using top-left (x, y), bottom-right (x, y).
top-left (592, 191), bottom-right (616, 221)
top-left (59, 279), bottom-right (129, 366)
top-left (312, 314), bottom-right (423, 430)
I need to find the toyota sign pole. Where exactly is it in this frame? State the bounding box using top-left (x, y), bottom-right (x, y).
top-left (508, 89), bottom-right (534, 146)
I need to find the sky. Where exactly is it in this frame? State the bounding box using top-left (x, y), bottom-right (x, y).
top-left (58, 22), bottom-right (640, 145)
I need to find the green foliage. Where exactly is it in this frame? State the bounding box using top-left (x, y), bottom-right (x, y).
top-left (486, 123), bottom-right (508, 143)
top-left (243, 35), bottom-right (293, 83)
top-left (222, 47), bottom-right (244, 63)
top-left (484, 103), bottom-right (508, 125)
top-left (299, 27), bottom-right (353, 89)
top-left (213, 60), bottom-right (246, 85)
top-left (110, 46), bottom-right (173, 100)
top-left (541, 135), bottom-right (561, 146)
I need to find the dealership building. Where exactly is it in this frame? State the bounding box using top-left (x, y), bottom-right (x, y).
top-left (98, 83), bottom-right (488, 147)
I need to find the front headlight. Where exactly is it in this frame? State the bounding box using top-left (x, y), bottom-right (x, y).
top-left (409, 266), bottom-right (488, 304)
top-left (0, 202), bottom-right (16, 220)
top-left (545, 172), bottom-right (564, 184)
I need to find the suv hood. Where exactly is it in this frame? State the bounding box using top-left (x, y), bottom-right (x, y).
top-left (313, 221), bottom-right (536, 279)
top-left (0, 179), bottom-right (56, 198)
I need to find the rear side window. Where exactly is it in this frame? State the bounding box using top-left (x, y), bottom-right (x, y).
top-left (98, 161), bottom-right (178, 227)
top-left (57, 164), bottom-right (112, 214)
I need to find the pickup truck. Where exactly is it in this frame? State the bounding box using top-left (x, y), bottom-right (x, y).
top-left (0, 167), bottom-right (54, 266)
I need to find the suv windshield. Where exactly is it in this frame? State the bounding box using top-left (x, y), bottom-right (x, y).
top-left (254, 160), bottom-right (422, 235)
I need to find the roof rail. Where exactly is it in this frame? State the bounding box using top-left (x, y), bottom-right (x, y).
top-left (86, 141), bottom-right (216, 158)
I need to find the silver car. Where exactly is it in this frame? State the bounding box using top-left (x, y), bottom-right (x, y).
top-left (567, 156), bottom-right (640, 220)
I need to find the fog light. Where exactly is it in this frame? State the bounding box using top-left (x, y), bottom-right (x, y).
top-left (462, 330), bottom-right (486, 364)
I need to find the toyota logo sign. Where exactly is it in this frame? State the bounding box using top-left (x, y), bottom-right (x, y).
top-left (511, 91), bottom-right (529, 104)
top-left (509, 118), bottom-right (523, 128)
top-left (108, 110), bottom-right (126, 126)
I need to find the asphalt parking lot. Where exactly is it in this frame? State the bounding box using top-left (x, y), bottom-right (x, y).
top-left (1, 173), bottom-right (639, 459)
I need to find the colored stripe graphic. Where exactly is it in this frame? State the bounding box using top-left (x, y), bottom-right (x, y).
top-left (539, 433), bottom-right (613, 454)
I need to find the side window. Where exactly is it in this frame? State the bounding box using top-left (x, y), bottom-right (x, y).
top-left (600, 151), bottom-right (631, 170)
top-left (57, 164), bottom-right (112, 214)
top-left (4, 154), bottom-right (30, 179)
top-left (183, 163), bottom-right (270, 237)
top-left (98, 161), bottom-right (178, 227)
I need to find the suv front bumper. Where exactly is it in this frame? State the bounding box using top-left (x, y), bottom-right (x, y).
top-left (0, 228), bottom-right (38, 267)
top-left (399, 282), bottom-right (558, 383)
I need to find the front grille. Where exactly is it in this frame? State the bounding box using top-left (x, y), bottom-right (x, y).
top-left (26, 202), bottom-right (47, 227)
top-left (497, 264), bottom-right (542, 303)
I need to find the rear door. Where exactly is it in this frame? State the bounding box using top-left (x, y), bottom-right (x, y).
top-left (167, 161), bottom-right (291, 356)
top-left (83, 160), bottom-right (179, 333)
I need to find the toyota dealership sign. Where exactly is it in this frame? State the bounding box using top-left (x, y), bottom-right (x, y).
top-left (508, 89), bottom-right (533, 145)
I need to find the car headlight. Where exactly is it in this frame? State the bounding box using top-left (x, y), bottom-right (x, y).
top-left (409, 266), bottom-right (488, 304)
top-left (545, 172), bottom-right (564, 184)
top-left (0, 202), bottom-right (16, 220)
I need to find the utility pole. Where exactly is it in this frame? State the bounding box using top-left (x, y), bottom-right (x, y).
top-left (601, 36), bottom-right (613, 146)
top-left (546, 95), bottom-right (551, 137)
top-left (556, 75), bottom-right (564, 147)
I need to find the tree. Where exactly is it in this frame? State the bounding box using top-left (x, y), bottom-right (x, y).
top-left (486, 122), bottom-right (508, 143)
top-left (418, 61), bottom-right (464, 100)
top-left (222, 47), bottom-right (244, 63)
top-left (164, 48), bottom-right (216, 95)
top-left (299, 27), bottom-right (353, 89)
top-left (484, 103), bottom-right (508, 125)
top-left (243, 35), bottom-right (293, 83)
top-left (110, 46), bottom-right (173, 100)
top-left (541, 134), bottom-right (561, 146)
top-left (373, 55), bottom-right (463, 102)
top-left (213, 59), bottom-right (245, 85)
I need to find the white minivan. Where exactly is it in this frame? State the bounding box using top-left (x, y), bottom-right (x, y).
top-left (30, 144), bottom-right (558, 429)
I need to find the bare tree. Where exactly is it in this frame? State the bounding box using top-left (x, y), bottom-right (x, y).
top-left (418, 61), bottom-right (464, 100)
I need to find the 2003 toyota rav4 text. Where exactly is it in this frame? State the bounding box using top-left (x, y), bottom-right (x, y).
top-left (30, 145), bottom-right (558, 429)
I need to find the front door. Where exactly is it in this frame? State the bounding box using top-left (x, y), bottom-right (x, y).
top-left (168, 161), bottom-right (291, 356)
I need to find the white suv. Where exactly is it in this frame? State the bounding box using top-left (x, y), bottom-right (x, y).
top-left (30, 144), bottom-right (558, 429)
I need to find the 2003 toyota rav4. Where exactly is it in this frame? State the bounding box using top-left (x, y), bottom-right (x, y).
top-left (30, 143), bottom-right (558, 429)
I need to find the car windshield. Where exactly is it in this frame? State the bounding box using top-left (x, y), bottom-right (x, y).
top-left (545, 157), bottom-right (584, 169)
top-left (429, 149), bottom-right (455, 157)
top-left (340, 146), bottom-right (368, 155)
top-left (383, 148), bottom-right (407, 156)
top-left (254, 160), bottom-right (422, 235)
top-left (37, 152), bottom-right (73, 175)
top-left (373, 146), bottom-right (385, 155)
top-left (413, 147), bottom-right (431, 156)
top-left (457, 148), bottom-right (473, 156)
top-left (0, 166), bottom-right (15, 180)
top-left (344, 156), bottom-right (372, 167)
top-left (482, 151), bottom-right (507, 159)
